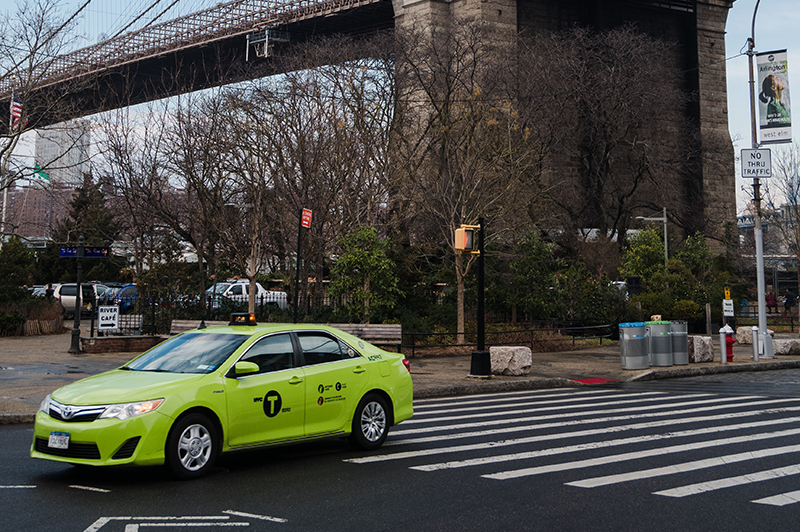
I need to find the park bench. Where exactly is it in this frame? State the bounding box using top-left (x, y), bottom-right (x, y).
top-left (169, 319), bottom-right (226, 335)
top-left (169, 319), bottom-right (402, 352)
top-left (323, 323), bottom-right (403, 352)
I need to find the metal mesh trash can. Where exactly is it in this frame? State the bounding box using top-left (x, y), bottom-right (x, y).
top-left (671, 320), bottom-right (688, 365)
top-left (646, 321), bottom-right (673, 367)
top-left (619, 322), bottom-right (648, 370)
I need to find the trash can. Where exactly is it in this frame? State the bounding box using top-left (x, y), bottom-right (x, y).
top-left (671, 320), bottom-right (688, 365)
top-left (646, 320), bottom-right (673, 367)
top-left (619, 322), bottom-right (649, 370)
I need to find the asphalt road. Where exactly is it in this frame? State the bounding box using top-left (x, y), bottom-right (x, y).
top-left (4, 374), bottom-right (800, 532)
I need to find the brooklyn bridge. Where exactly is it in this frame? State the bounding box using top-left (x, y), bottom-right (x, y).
top-left (1, 0), bottom-right (736, 241)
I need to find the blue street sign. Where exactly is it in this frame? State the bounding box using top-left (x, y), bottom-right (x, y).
top-left (60, 247), bottom-right (109, 258)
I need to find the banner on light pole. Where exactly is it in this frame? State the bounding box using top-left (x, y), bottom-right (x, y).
top-left (757, 49), bottom-right (792, 144)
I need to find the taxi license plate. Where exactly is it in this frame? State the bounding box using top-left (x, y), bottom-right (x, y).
top-left (48, 431), bottom-right (70, 449)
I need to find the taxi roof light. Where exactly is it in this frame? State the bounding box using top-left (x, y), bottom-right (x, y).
top-left (229, 313), bottom-right (257, 326)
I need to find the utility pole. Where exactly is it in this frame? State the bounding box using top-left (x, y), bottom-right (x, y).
top-left (747, 0), bottom-right (774, 358)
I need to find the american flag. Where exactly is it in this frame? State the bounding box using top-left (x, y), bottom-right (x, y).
top-left (9, 93), bottom-right (22, 130)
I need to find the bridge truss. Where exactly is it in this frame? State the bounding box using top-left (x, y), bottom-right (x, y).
top-left (1, 0), bottom-right (383, 95)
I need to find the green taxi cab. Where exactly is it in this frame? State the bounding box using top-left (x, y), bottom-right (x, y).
top-left (31, 314), bottom-right (413, 479)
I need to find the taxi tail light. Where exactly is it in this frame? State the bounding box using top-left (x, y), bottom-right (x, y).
top-left (402, 359), bottom-right (411, 372)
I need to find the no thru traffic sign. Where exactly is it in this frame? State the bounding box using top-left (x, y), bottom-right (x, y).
top-left (741, 148), bottom-right (772, 178)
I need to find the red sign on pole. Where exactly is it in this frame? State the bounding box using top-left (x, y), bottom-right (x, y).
top-left (301, 208), bottom-right (312, 228)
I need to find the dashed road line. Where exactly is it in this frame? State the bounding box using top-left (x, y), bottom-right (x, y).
top-left (70, 485), bottom-right (111, 493)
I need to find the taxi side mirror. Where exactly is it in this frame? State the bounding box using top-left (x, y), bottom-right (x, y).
top-left (234, 361), bottom-right (259, 376)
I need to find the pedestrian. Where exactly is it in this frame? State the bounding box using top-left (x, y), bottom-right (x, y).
top-left (784, 288), bottom-right (797, 316)
top-left (767, 292), bottom-right (778, 313)
top-left (45, 283), bottom-right (54, 299)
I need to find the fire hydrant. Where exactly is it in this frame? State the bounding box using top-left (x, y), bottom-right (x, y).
top-left (725, 334), bottom-right (736, 362)
top-left (720, 324), bottom-right (735, 362)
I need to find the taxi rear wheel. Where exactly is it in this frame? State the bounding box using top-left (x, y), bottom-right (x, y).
top-left (349, 393), bottom-right (389, 451)
top-left (166, 413), bottom-right (218, 480)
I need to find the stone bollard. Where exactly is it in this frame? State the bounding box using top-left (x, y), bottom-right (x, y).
top-left (687, 336), bottom-right (714, 363)
top-left (489, 346), bottom-right (532, 376)
top-left (736, 326), bottom-right (774, 345)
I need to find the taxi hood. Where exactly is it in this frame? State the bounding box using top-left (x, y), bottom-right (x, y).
top-left (51, 369), bottom-right (207, 405)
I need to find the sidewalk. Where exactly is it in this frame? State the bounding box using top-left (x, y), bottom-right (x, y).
top-left (3, 330), bottom-right (800, 424)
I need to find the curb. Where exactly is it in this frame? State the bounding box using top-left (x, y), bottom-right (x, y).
top-left (630, 359), bottom-right (800, 381)
top-left (0, 413), bottom-right (35, 425)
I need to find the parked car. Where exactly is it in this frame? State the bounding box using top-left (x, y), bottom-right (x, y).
top-left (30, 286), bottom-right (47, 297)
top-left (98, 284), bottom-right (125, 305)
top-left (206, 279), bottom-right (288, 310)
top-left (31, 314), bottom-right (414, 479)
top-left (53, 283), bottom-right (107, 317)
top-left (112, 284), bottom-right (138, 314)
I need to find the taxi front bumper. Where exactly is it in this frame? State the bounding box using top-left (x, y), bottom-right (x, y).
top-left (30, 410), bottom-right (173, 467)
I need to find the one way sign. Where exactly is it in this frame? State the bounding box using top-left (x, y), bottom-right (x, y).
top-left (741, 148), bottom-right (772, 178)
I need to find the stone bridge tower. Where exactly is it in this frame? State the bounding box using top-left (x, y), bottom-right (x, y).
top-left (391, 0), bottom-right (737, 248)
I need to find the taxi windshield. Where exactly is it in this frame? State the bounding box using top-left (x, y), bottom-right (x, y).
top-left (125, 333), bottom-right (248, 374)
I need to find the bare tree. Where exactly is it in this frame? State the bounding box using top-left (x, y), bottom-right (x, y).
top-left (248, 35), bottom-right (396, 314)
top-left (0, 0), bottom-right (90, 237)
top-left (541, 26), bottom-right (688, 251)
top-left (392, 19), bottom-right (555, 338)
top-left (767, 143), bottom-right (800, 297)
top-left (95, 104), bottom-right (173, 276)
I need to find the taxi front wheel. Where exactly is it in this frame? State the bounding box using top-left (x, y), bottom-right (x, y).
top-left (349, 393), bottom-right (389, 451)
top-left (166, 413), bottom-right (219, 480)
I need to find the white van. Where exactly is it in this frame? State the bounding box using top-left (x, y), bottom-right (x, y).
top-left (53, 283), bottom-right (108, 317)
top-left (206, 280), bottom-right (288, 310)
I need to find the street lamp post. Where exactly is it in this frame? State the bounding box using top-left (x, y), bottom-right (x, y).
top-left (636, 207), bottom-right (668, 264)
top-left (469, 218), bottom-right (490, 376)
top-left (68, 236), bottom-right (84, 354)
top-left (747, 0), bottom-right (774, 358)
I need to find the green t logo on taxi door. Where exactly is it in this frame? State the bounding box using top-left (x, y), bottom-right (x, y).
top-left (263, 391), bottom-right (282, 418)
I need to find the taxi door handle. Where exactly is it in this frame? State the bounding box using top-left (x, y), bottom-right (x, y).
top-left (288, 376), bottom-right (304, 385)
top-left (353, 367), bottom-right (366, 374)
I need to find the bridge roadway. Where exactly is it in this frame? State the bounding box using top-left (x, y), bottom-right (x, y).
top-left (2, 0), bottom-right (394, 127)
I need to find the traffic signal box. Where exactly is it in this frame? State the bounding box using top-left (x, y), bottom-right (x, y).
top-left (455, 225), bottom-right (480, 254)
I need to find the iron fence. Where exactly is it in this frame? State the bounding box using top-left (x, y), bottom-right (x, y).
top-left (734, 307), bottom-right (797, 332)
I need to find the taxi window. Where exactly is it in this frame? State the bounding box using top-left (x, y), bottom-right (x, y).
top-left (240, 333), bottom-right (294, 374)
top-left (298, 332), bottom-right (354, 366)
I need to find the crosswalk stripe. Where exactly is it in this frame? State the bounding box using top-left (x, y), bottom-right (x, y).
top-left (480, 429), bottom-right (800, 480)
top-left (389, 405), bottom-right (800, 446)
top-left (653, 463), bottom-right (800, 497)
top-left (403, 393), bottom-right (720, 425)
top-left (351, 415), bottom-right (800, 466)
top-left (393, 396), bottom-right (786, 437)
top-left (413, 389), bottom-right (617, 409)
top-left (413, 392), bottom-right (668, 416)
top-left (567, 445), bottom-right (800, 488)
top-left (752, 490), bottom-right (800, 506)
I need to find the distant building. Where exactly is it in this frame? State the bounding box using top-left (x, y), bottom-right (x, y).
top-left (6, 183), bottom-right (74, 239)
top-left (35, 121), bottom-right (91, 188)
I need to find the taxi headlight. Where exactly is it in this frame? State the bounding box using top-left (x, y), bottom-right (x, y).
top-left (39, 394), bottom-right (51, 413)
top-left (99, 399), bottom-right (164, 420)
